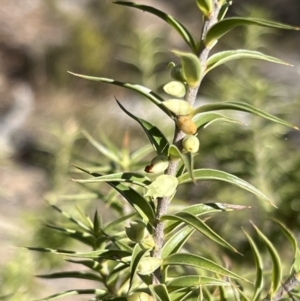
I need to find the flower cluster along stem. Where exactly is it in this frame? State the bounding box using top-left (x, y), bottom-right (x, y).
top-left (151, 0), bottom-right (222, 285)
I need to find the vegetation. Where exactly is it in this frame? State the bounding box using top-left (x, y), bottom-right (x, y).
top-left (13, 1), bottom-right (300, 300)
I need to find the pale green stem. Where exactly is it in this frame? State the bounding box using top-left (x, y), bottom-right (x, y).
top-left (152, 0), bottom-right (222, 285)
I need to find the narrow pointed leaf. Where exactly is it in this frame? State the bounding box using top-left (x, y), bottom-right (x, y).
top-left (68, 72), bottom-right (170, 116)
top-left (162, 212), bottom-right (239, 253)
top-left (34, 289), bottom-right (106, 301)
top-left (130, 144), bottom-right (153, 164)
top-left (93, 210), bottom-right (101, 234)
top-left (110, 181), bottom-right (156, 224)
top-left (178, 169), bottom-right (274, 206)
top-left (36, 271), bottom-right (103, 282)
top-left (196, 0), bottom-right (213, 18)
top-left (163, 253), bottom-right (250, 282)
top-left (169, 144), bottom-right (195, 183)
top-left (169, 288), bottom-right (192, 301)
top-left (56, 249), bottom-right (131, 260)
top-left (272, 219), bottom-right (300, 273)
top-left (117, 100), bottom-right (169, 155)
top-left (167, 275), bottom-right (230, 290)
top-left (205, 17), bottom-right (300, 47)
top-left (218, 1), bottom-right (231, 21)
top-left (82, 130), bottom-right (120, 162)
top-left (162, 226), bottom-right (195, 259)
top-left (130, 244), bottom-right (149, 290)
top-left (65, 259), bottom-right (101, 271)
top-left (104, 213), bottom-right (136, 233)
top-left (252, 222), bottom-right (282, 294)
top-left (164, 203), bottom-right (250, 234)
top-left (172, 50), bottom-right (202, 88)
top-left (73, 165), bottom-right (156, 224)
top-left (243, 229), bottom-right (263, 301)
top-left (48, 203), bottom-right (92, 233)
top-left (26, 247), bottom-right (75, 255)
top-left (114, 1), bottom-right (197, 52)
top-left (43, 224), bottom-right (94, 246)
top-left (149, 284), bottom-right (171, 301)
top-left (206, 50), bottom-right (292, 73)
top-left (75, 206), bottom-right (94, 230)
top-left (193, 101), bottom-right (299, 130)
top-left (73, 172), bottom-right (151, 188)
top-left (193, 112), bottom-right (242, 131)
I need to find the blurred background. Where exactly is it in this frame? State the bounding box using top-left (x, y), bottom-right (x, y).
top-left (0, 0), bottom-right (299, 300)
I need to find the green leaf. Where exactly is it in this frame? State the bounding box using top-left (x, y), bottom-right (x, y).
top-left (164, 203), bottom-right (250, 234)
top-left (205, 17), bottom-right (300, 47)
top-left (167, 275), bottom-right (230, 290)
top-left (196, 0), bottom-right (213, 18)
top-left (205, 50), bottom-right (292, 74)
top-left (114, 1), bottom-right (197, 53)
top-left (82, 130), bottom-right (121, 162)
top-left (169, 144), bottom-right (195, 183)
top-left (193, 101), bottom-right (299, 130)
top-left (252, 222), bottom-right (282, 295)
top-left (130, 244), bottom-right (149, 290)
top-left (193, 112), bottom-right (242, 131)
top-left (111, 181), bottom-right (156, 225)
top-left (149, 284), bottom-right (171, 301)
top-left (162, 212), bottom-right (240, 253)
top-left (104, 213), bottom-right (136, 233)
top-left (93, 210), bottom-right (101, 234)
top-left (65, 259), bottom-right (101, 272)
top-left (172, 50), bottom-right (202, 88)
top-left (243, 229), bottom-right (263, 301)
top-left (272, 219), bottom-right (300, 273)
top-left (68, 72), bottom-right (170, 116)
top-left (162, 226), bottom-right (195, 259)
top-left (73, 165), bottom-right (156, 225)
top-left (33, 289), bottom-right (106, 301)
top-left (58, 249), bottom-right (132, 260)
top-left (75, 206), bottom-right (94, 230)
top-left (218, 1), bottom-right (231, 21)
top-left (130, 144), bottom-right (153, 165)
top-left (117, 100), bottom-right (170, 155)
top-left (163, 253), bottom-right (250, 282)
top-left (36, 271), bottom-right (103, 282)
top-left (73, 172), bottom-right (151, 188)
top-left (43, 224), bottom-right (95, 246)
top-left (169, 288), bottom-right (193, 301)
top-left (178, 169), bottom-right (274, 206)
top-left (26, 247), bottom-right (75, 255)
top-left (48, 203), bottom-right (92, 233)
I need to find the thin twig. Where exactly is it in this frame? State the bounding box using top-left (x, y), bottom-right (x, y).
top-left (262, 272), bottom-right (300, 301)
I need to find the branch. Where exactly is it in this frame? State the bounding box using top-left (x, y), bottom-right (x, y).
top-left (262, 272), bottom-right (300, 301)
top-left (151, 0), bottom-right (222, 284)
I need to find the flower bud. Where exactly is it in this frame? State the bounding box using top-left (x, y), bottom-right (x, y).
top-left (137, 257), bottom-right (163, 275)
top-left (176, 116), bottom-right (197, 135)
top-left (163, 99), bottom-right (193, 116)
top-left (163, 81), bottom-right (186, 98)
top-left (125, 220), bottom-right (148, 243)
top-left (127, 292), bottom-right (154, 301)
top-left (182, 135), bottom-right (200, 153)
top-left (144, 155), bottom-right (169, 173)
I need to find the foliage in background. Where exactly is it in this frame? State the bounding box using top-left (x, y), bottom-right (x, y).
top-left (2, 1), bottom-right (299, 301)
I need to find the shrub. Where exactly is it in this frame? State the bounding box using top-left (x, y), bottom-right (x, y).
top-left (27, 1), bottom-right (300, 301)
